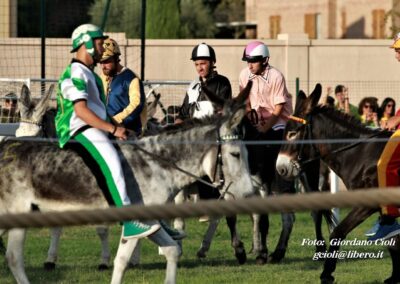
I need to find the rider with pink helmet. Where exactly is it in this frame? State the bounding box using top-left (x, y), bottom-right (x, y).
top-left (239, 41), bottom-right (294, 194)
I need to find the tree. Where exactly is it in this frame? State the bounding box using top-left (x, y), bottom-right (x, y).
top-left (89, 0), bottom-right (142, 38)
top-left (179, 0), bottom-right (215, 38)
top-left (146, 0), bottom-right (181, 39)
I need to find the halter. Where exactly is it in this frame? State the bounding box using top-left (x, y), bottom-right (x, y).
top-left (133, 126), bottom-right (240, 197)
top-left (289, 114), bottom-right (383, 170)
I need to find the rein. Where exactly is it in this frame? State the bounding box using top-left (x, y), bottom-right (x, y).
top-left (290, 114), bottom-right (383, 168)
top-left (131, 128), bottom-right (237, 196)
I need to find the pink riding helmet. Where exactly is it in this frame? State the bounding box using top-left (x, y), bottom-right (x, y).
top-left (242, 41), bottom-right (270, 62)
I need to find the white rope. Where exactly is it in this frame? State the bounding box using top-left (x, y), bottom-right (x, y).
top-left (0, 188), bottom-right (399, 229)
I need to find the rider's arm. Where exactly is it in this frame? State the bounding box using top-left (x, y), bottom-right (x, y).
top-left (112, 77), bottom-right (144, 123)
top-left (74, 100), bottom-right (127, 139)
top-left (384, 115), bottom-right (400, 130)
top-left (256, 103), bottom-right (284, 133)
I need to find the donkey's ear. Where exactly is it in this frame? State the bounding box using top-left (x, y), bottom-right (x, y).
top-left (304, 83), bottom-right (322, 114)
top-left (309, 83), bottom-right (322, 107)
top-left (19, 84), bottom-right (31, 109)
top-left (32, 84), bottom-right (54, 122)
top-left (294, 90), bottom-right (307, 114)
top-left (227, 106), bottom-right (246, 130)
top-left (147, 93), bottom-right (160, 119)
top-left (233, 81), bottom-right (252, 106)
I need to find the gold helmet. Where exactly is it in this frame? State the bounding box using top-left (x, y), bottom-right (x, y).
top-left (391, 32), bottom-right (400, 49)
top-left (101, 38), bottom-right (121, 62)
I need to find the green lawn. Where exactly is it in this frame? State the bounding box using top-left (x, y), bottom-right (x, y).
top-left (0, 209), bottom-right (392, 283)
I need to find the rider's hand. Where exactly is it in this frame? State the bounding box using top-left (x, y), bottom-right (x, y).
top-left (112, 126), bottom-right (128, 140)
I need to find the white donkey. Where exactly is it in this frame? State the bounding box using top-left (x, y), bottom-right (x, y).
top-left (1, 84), bottom-right (254, 284)
top-left (15, 85), bottom-right (170, 270)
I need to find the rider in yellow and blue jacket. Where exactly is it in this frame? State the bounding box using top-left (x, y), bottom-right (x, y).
top-left (100, 38), bottom-right (147, 137)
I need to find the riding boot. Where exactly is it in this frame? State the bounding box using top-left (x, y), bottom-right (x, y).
top-left (159, 220), bottom-right (186, 240)
top-left (123, 220), bottom-right (160, 239)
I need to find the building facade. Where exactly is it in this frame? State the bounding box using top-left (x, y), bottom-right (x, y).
top-left (245, 0), bottom-right (398, 39)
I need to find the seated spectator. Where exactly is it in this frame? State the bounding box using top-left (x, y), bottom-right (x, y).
top-left (1, 92), bottom-right (19, 123)
top-left (379, 97), bottom-right (396, 130)
top-left (334, 85), bottom-right (360, 119)
top-left (358, 97), bottom-right (379, 128)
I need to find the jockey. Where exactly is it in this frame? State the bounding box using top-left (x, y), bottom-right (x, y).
top-left (55, 24), bottom-right (160, 239)
top-left (175, 43), bottom-right (232, 221)
top-left (99, 38), bottom-right (147, 137)
top-left (99, 38), bottom-right (185, 239)
top-left (176, 43), bottom-right (232, 121)
top-left (239, 41), bottom-right (294, 195)
top-left (368, 33), bottom-right (400, 241)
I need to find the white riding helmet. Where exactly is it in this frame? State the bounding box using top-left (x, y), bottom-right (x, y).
top-left (71, 24), bottom-right (108, 57)
top-left (191, 43), bottom-right (216, 63)
top-left (242, 41), bottom-right (270, 62)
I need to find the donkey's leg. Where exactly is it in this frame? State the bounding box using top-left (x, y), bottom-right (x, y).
top-left (96, 226), bottom-right (111, 270)
top-left (197, 218), bottom-right (220, 258)
top-left (386, 235), bottom-right (400, 284)
top-left (320, 207), bottom-right (376, 284)
top-left (44, 227), bottom-right (62, 270)
top-left (111, 234), bottom-right (140, 284)
top-left (0, 230), bottom-right (6, 255)
top-left (6, 228), bottom-right (29, 284)
top-left (254, 183), bottom-right (269, 265)
top-left (173, 190), bottom-right (186, 231)
top-left (311, 211), bottom-right (327, 253)
top-left (128, 240), bottom-right (141, 268)
top-left (150, 229), bottom-right (180, 284)
top-left (250, 182), bottom-right (266, 255)
top-left (250, 213), bottom-right (261, 254)
top-left (269, 212), bottom-right (295, 263)
top-left (226, 215), bottom-right (247, 264)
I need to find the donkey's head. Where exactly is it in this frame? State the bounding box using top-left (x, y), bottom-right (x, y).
top-left (15, 84), bottom-right (54, 137)
top-left (201, 82), bottom-right (255, 198)
top-left (276, 83), bottom-right (322, 179)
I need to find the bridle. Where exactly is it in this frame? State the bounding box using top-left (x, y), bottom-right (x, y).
top-left (133, 126), bottom-right (241, 199)
top-left (289, 114), bottom-right (382, 171)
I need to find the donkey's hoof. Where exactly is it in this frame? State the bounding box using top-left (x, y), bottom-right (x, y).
top-left (269, 249), bottom-right (286, 263)
top-left (315, 244), bottom-right (327, 253)
top-left (97, 264), bottom-right (109, 271)
top-left (235, 247), bottom-right (247, 265)
top-left (320, 275), bottom-right (334, 284)
top-left (197, 250), bottom-right (207, 259)
top-left (43, 262), bottom-right (56, 271)
top-left (384, 276), bottom-right (400, 284)
top-left (255, 250), bottom-right (268, 265)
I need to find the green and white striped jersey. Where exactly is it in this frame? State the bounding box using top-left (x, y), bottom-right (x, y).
top-left (55, 61), bottom-right (107, 148)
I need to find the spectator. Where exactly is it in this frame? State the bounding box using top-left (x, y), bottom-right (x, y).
top-left (1, 92), bottom-right (19, 123)
top-left (334, 85), bottom-right (360, 119)
top-left (358, 97), bottom-right (379, 128)
top-left (379, 97), bottom-right (396, 130)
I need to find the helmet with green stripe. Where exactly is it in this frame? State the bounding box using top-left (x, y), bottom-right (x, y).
top-left (71, 24), bottom-right (108, 57)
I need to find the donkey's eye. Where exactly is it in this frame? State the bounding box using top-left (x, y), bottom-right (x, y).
top-left (287, 131), bottom-right (298, 140)
top-left (230, 152), bottom-right (240, 159)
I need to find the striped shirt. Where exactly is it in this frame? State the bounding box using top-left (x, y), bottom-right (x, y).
top-left (55, 60), bottom-right (107, 147)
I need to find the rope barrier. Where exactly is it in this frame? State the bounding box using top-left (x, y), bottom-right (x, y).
top-left (1, 188), bottom-right (400, 229)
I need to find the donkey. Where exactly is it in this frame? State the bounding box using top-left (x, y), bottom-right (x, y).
top-left (193, 84), bottom-right (336, 264)
top-left (15, 84), bottom-right (128, 270)
top-left (0, 87), bottom-right (254, 284)
top-left (276, 83), bottom-right (400, 284)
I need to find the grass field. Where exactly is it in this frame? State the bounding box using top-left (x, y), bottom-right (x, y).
top-left (0, 209), bottom-right (393, 283)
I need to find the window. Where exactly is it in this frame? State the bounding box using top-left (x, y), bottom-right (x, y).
top-left (372, 9), bottom-right (386, 39)
top-left (305, 13), bottom-right (321, 39)
top-left (270, 15), bottom-right (281, 39)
